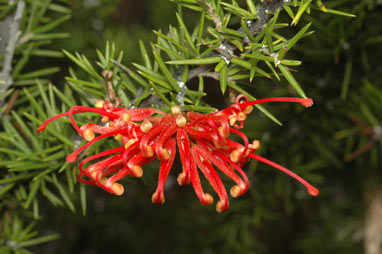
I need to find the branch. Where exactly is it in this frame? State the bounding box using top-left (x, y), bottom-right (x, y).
top-left (0, 0), bottom-right (25, 106)
top-left (240, 0), bottom-right (284, 44)
top-left (181, 0), bottom-right (285, 85)
top-left (117, 1), bottom-right (285, 107)
top-left (197, 0), bottom-right (222, 28)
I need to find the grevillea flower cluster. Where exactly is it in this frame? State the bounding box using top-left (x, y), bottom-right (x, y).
top-left (37, 95), bottom-right (319, 212)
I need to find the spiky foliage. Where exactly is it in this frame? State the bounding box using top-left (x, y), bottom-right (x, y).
top-left (0, 0), bottom-right (71, 252)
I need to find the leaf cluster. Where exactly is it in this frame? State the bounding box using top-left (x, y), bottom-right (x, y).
top-left (0, 0), bottom-right (74, 251)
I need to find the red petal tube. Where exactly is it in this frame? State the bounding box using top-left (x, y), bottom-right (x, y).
top-left (66, 129), bottom-right (126, 163)
top-left (193, 146), bottom-right (229, 212)
top-left (155, 121), bottom-right (177, 161)
top-left (198, 143), bottom-right (248, 197)
top-left (189, 148), bottom-right (214, 206)
top-left (37, 107), bottom-right (120, 133)
top-left (139, 116), bottom-right (170, 157)
top-left (79, 147), bottom-right (125, 179)
top-left (152, 138), bottom-right (176, 204)
top-left (240, 97), bottom-right (313, 110)
top-left (176, 128), bottom-right (191, 185)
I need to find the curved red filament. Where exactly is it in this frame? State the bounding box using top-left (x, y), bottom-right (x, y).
top-left (249, 153), bottom-right (319, 196)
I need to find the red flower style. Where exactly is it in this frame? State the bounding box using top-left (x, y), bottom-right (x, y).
top-left (37, 95), bottom-right (319, 212)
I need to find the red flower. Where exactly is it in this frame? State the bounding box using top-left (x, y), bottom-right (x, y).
top-left (37, 95), bottom-right (319, 212)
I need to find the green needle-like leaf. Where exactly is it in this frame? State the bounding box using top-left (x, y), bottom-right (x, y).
top-left (137, 70), bottom-right (172, 90)
top-left (140, 40), bottom-right (152, 69)
top-left (153, 50), bottom-right (181, 92)
top-left (324, 8), bottom-right (356, 17)
top-left (148, 81), bottom-right (171, 106)
top-left (219, 63), bottom-right (228, 94)
top-left (220, 2), bottom-right (256, 19)
top-left (50, 177), bottom-right (75, 212)
top-left (24, 180), bottom-right (41, 209)
top-left (0, 172), bottom-right (38, 185)
top-left (33, 14), bottom-right (71, 34)
top-left (11, 111), bottom-right (41, 151)
top-left (133, 63), bottom-right (167, 83)
top-left (18, 67), bottom-right (60, 80)
top-left (240, 18), bottom-right (256, 43)
top-left (19, 234), bottom-right (60, 248)
top-left (80, 183), bottom-right (87, 215)
top-left (278, 64), bottom-right (307, 98)
top-left (246, 0), bottom-right (257, 15)
top-left (166, 56), bottom-right (222, 65)
top-left (291, 0), bottom-right (312, 26)
top-left (287, 23), bottom-right (311, 54)
top-left (340, 59), bottom-right (353, 100)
